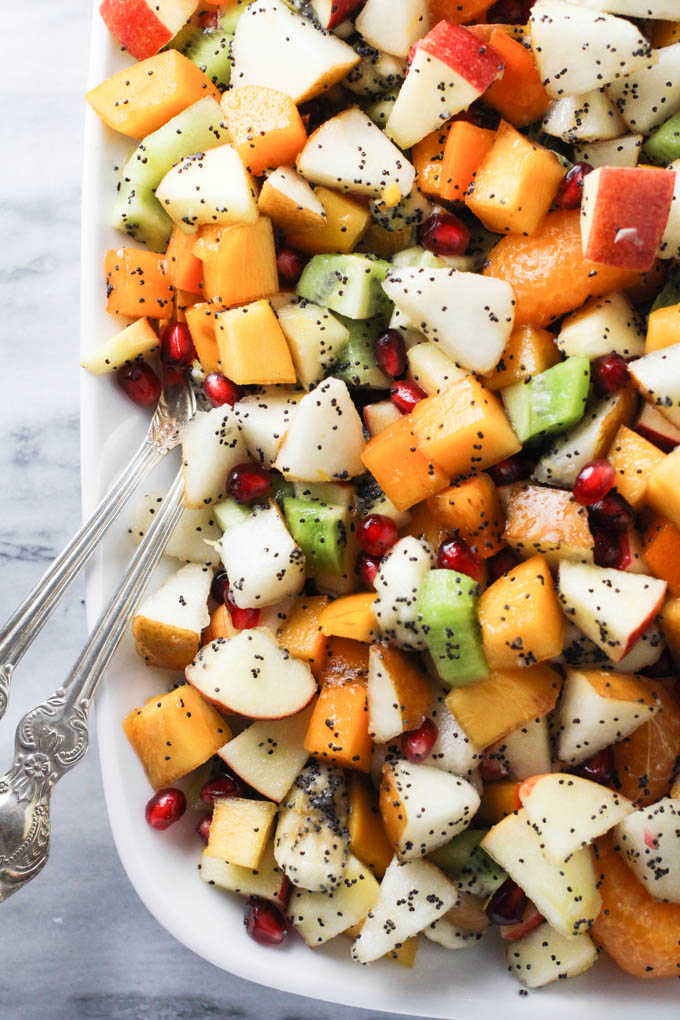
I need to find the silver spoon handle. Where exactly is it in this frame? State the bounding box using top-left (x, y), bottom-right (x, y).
top-left (0, 438), bottom-right (163, 717)
top-left (0, 471), bottom-right (184, 902)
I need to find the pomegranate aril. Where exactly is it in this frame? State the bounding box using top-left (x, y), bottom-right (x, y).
top-left (486, 878), bottom-right (528, 926)
top-left (592, 528), bottom-right (631, 570)
top-left (198, 10), bottom-right (219, 28)
top-left (277, 875), bottom-right (292, 908)
top-left (145, 787), bottom-right (187, 830)
top-left (357, 552), bottom-right (382, 589)
top-left (437, 536), bottom-right (484, 583)
top-left (487, 450), bottom-right (537, 487)
top-left (487, 547), bottom-right (522, 582)
top-left (403, 718), bottom-right (438, 762)
top-left (357, 514), bottom-right (399, 557)
top-left (227, 463), bottom-right (272, 504)
top-left (576, 746), bottom-right (614, 786)
top-left (196, 815), bottom-right (212, 844)
top-left (200, 774), bottom-right (244, 806)
top-left (161, 322), bottom-right (196, 369)
top-left (479, 757), bottom-right (507, 782)
top-left (452, 102), bottom-right (499, 131)
top-left (554, 161), bottom-right (593, 210)
top-left (243, 897), bottom-right (288, 946)
top-left (588, 491), bottom-right (635, 533)
top-left (419, 212), bottom-right (469, 256)
top-left (499, 902), bottom-right (545, 942)
top-left (203, 372), bottom-right (241, 408)
top-left (390, 380), bottom-right (427, 414)
top-left (592, 352), bottom-right (630, 395)
top-left (374, 329), bottom-right (407, 378)
top-left (226, 589), bottom-right (261, 629)
top-left (486, 0), bottom-right (533, 24)
top-left (210, 570), bottom-right (230, 605)
top-left (573, 459), bottom-right (616, 506)
top-left (116, 361), bottom-right (161, 407)
top-left (277, 247), bottom-right (307, 286)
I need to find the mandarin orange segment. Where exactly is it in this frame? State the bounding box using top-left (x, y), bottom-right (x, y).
top-left (593, 833), bottom-right (680, 979)
top-left (612, 682), bottom-right (680, 807)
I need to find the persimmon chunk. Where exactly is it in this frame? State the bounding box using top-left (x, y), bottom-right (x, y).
top-left (612, 682), bottom-right (680, 807)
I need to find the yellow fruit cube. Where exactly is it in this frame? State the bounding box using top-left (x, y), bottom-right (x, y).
top-left (484, 325), bottom-right (561, 391)
top-left (646, 302), bottom-right (680, 353)
top-left (193, 217), bottom-right (278, 307)
top-left (207, 797), bottom-right (278, 869)
top-left (607, 424), bottom-right (665, 510)
top-left (216, 299), bottom-right (297, 385)
top-left (645, 447), bottom-right (680, 530)
top-left (427, 472), bottom-right (505, 558)
top-left (286, 186), bottom-right (369, 255)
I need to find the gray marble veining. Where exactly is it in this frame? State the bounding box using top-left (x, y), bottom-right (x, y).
top-left (0, 3), bottom-right (412, 1018)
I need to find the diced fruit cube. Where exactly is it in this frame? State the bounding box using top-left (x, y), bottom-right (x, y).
top-left (275, 298), bottom-right (348, 390)
top-left (81, 318), bottom-right (160, 375)
top-left (646, 302), bottom-right (680, 354)
top-left (304, 677), bottom-right (372, 771)
top-left (483, 29), bottom-right (550, 128)
top-left (478, 554), bottom-right (563, 669)
top-left (556, 291), bottom-right (645, 361)
top-left (367, 643), bottom-right (431, 743)
top-left (347, 773), bottom-right (394, 880)
top-left (287, 852), bottom-right (380, 947)
top-left (427, 473), bottom-right (505, 558)
top-left (274, 378), bottom-right (366, 482)
top-left (156, 145), bottom-right (259, 232)
top-left (285, 186), bottom-right (370, 255)
top-left (297, 253), bottom-right (390, 321)
top-left (445, 663), bottom-right (562, 749)
top-left (629, 342), bottom-right (680, 432)
top-left (608, 424), bottom-right (665, 510)
top-left (258, 167), bottom-right (326, 237)
top-left (165, 226), bottom-right (203, 295)
top-left (506, 923), bottom-right (598, 989)
top-left (614, 797), bottom-right (680, 904)
top-left (373, 536), bottom-right (435, 650)
top-left (438, 121), bottom-right (496, 203)
top-left (642, 514), bottom-right (680, 597)
top-left (123, 684), bottom-right (230, 789)
top-left (485, 325), bottom-right (560, 392)
top-left (412, 124), bottom-right (451, 197)
top-left (502, 356), bottom-right (590, 444)
top-left (194, 218), bottom-right (278, 307)
top-left (207, 797), bottom-right (278, 869)
top-left (219, 502), bottom-right (305, 609)
top-left (319, 593), bottom-right (377, 644)
top-left (105, 248), bottom-right (174, 319)
top-left (221, 85), bottom-right (307, 175)
top-left (417, 569), bottom-right (488, 687)
top-left (200, 841), bottom-right (287, 904)
top-left (277, 595), bottom-right (329, 677)
top-left (215, 299), bottom-right (296, 385)
top-left (184, 302), bottom-right (221, 373)
top-left (503, 483), bottom-right (594, 566)
top-left (99, 0), bottom-right (200, 61)
top-left (361, 416), bottom-right (449, 512)
top-left (180, 405), bottom-right (248, 509)
top-left (466, 121), bottom-right (565, 236)
top-left (131, 562), bottom-right (211, 669)
top-left (645, 447), bottom-right (680, 531)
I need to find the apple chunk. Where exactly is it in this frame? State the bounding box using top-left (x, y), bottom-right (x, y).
top-left (217, 703), bottom-right (315, 802)
top-left (258, 167), bottom-right (326, 235)
top-left (557, 561), bottom-right (667, 662)
top-left (507, 923), bottom-right (598, 989)
top-left (355, 0), bottom-right (429, 59)
top-left (481, 809), bottom-right (602, 938)
top-left (555, 667), bottom-right (660, 765)
top-left (99, 0), bottom-right (199, 61)
top-left (185, 628), bottom-right (317, 719)
top-left (180, 406), bottom-right (248, 509)
top-left (367, 643), bottom-right (431, 743)
top-left (200, 841), bottom-right (288, 904)
top-left (155, 146), bottom-right (259, 233)
top-left (131, 562), bottom-right (211, 670)
top-left (613, 797), bottom-right (680, 904)
top-left (580, 166), bottom-right (674, 271)
top-left (519, 773), bottom-right (633, 864)
top-left (629, 343), bottom-right (680, 432)
top-left (287, 853), bottom-right (380, 946)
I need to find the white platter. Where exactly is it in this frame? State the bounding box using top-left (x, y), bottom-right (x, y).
top-left (80, 4), bottom-right (679, 1016)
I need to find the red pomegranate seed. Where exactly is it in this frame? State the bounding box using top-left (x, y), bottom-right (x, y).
top-left (357, 514), bottom-right (399, 557)
top-left (161, 322), bottom-right (196, 369)
top-left (390, 380), bottom-right (427, 414)
top-left (479, 757), bottom-right (507, 782)
top-left (437, 536), bottom-right (484, 583)
top-left (374, 329), bottom-right (407, 378)
top-left (452, 103), bottom-right (499, 131)
top-left (145, 788), bottom-right (187, 830)
top-left (196, 815), bottom-right (212, 844)
top-left (487, 547), bottom-right (522, 582)
top-left (486, 0), bottom-right (534, 24)
top-left (592, 352), bottom-right (630, 395)
top-left (403, 718), bottom-right (439, 762)
top-left (487, 450), bottom-right (537, 486)
top-left (588, 491), bottom-right (635, 533)
top-left (592, 528), bottom-right (631, 570)
top-left (203, 372), bottom-right (242, 408)
top-left (116, 361), bottom-right (161, 407)
top-left (277, 875), bottom-right (292, 908)
top-left (576, 746), bottom-right (614, 786)
top-left (200, 774), bottom-right (244, 806)
top-left (357, 552), bottom-right (382, 589)
top-left (486, 879), bottom-right (528, 926)
top-left (226, 589), bottom-right (261, 630)
top-left (573, 459), bottom-right (616, 506)
top-left (277, 247), bottom-right (307, 286)
top-left (210, 570), bottom-right (230, 605)
top-left (243, 897), bottom-right (288, 946)
top-left (499, 902), bottom-right (545, 942)
top-left (554, 162), bottom-right (594, 210)
top-left (227, 463), bottom-right (272, 504)
top-left (419, 212), bottom-right (470, 256)
top-left (198, 10), bottom-right (219, 28)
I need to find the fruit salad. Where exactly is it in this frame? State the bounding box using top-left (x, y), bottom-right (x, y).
top-left (84, 0), bottom-right (680, 991)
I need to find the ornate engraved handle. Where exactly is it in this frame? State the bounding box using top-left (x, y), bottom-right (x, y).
top-left (0, 472), bottom-right (185, 902)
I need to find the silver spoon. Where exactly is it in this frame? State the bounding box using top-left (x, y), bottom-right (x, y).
top-left (0, 365), bottom-right (196, 718)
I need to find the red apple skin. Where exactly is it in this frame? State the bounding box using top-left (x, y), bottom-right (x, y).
top-left (636, 406), bottom-right (680, 453)
top-left (582, 167), bottom-right (675, 272)
top-left (185, 673), bottom-right (317, 721)
top-left (99, 0), bottom-right (197, 60)
top-left (499, 904), bottom-right (544, 942)
top-left (416, 21), bottom-right (504, 92)
top-left (324, 0), bottom-right (366, 29)
top-left (621, 587), bottom-right (667, 658)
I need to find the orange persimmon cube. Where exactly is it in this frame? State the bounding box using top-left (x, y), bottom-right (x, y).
top-left (165, 225), bottom-right (203, 294)
top-left (201, 604), bottom-right (239, 645)
top-left (278, 595), bottom-right (329, 678)
top-left (483, 30), bottom-right (551, 128)
top-left (193, 217), bottom-right (279, 307)
top-left (347, 773), bottom-right (394, 879)
top-left (503, 483), bottom-right (594, 566)
top-left (484, 325), bottom-right (561, 392)
top-left (86, 50), bottom-right (220, 139)
top-left (403, 501), bottom-right (450, 552)
top-left (184, 302), bottom-right (223, 374)
top-left (646, 302), bottom-right (680, 353)
top-left (608, 424), bottom-right (665, 510)
top-left (105, 247), bottom-right (174, 319)
top-left (304, 681), bottom-right (371, 771)
top-left (411, 123), bottom-right (451, 197)
top-left (410, 377), bottom-right (521, 479)
top-left (439, 121), bottom-right (496, 202)
top-left (286, 186), bottom-right (369, 255)
top-left (320, 593), bottom-right (378, 644)
top-left (466, 121), bottom-right (565, 236)
top-left (215, 299), bottom-right (296, 385)
top-left (646, 449), bottom-right (680, 531)
top-left (476, 779), bottom-right (523, 826)
top-left (361, 415), bottom-right (449, 512)
top-left (642, 514), bottom-right (680, 597)
top-left (427, 473), bottom-right (505, 558)
top-left (320, 637), bottom-right (370, 685)
top-left (221, 85), bottom-right (307, 176)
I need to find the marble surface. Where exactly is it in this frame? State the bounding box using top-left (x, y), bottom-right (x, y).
top-left (0, 5), bottom-right (414, 1018)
